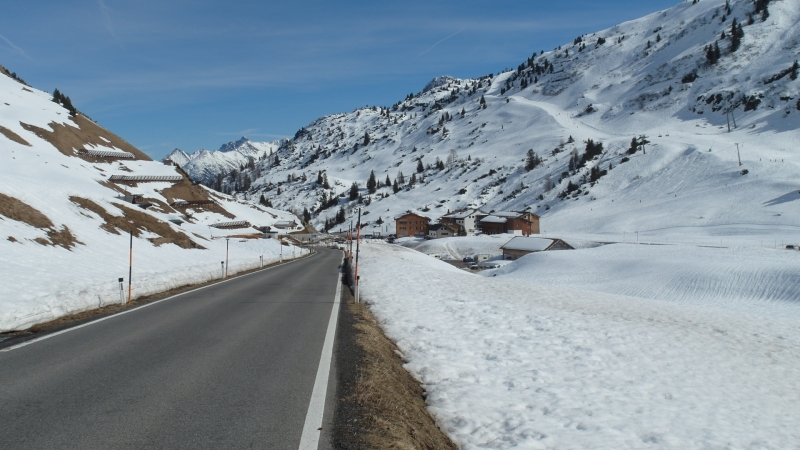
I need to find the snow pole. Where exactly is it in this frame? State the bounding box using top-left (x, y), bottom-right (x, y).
top-left (127, 230), bottom-right (133, 303)
top-left (225, 238), bottom-right (229, 278)
top-left (355, 208), bottom-right (362, 303)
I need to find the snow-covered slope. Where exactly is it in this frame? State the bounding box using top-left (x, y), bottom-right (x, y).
top-left (176, 0), bottom-right (799, 243)
top-left (0, 72), bottom-right (302, 332)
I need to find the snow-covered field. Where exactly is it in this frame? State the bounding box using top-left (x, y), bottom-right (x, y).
top-left (358, 241), bottom-right (800, 449)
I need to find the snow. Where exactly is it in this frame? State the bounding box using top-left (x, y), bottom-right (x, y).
top-left (358, 241), bottom-right (800, 449)
top-left (0, 74), bottom-right (304, 332)
top-left (500, 236), bottom-right (555, 252)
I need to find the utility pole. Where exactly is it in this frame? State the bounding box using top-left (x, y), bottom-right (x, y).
top-left (355, 208), bottom-right (362, 303)
top-left (736, 143), bottom-right (742, 166)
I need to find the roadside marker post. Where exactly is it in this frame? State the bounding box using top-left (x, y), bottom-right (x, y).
top-left (127, 230), bottom-right (133, 303)
top-left (118, 278), bottom-right (125, 305)
top-left (225, 238), bottom-right (230, 278)
top-left (220, 261), bottom-right (225, 279)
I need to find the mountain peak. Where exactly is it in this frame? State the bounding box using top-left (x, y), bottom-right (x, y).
top-left (423, 76), bottom-right (458, 93)
top-left (218, 136), bottom-right (251, 152)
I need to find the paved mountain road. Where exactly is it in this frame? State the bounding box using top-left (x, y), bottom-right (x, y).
top-left (0, 249), bottom-right (343, 449)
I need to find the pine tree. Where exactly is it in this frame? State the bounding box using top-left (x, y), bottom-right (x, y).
top-left (627, 136), bottom-right (640, 155)
top-left (409, 173), bottom-right (417, 185)
top-left (524, 149), bottom-right (542, 171)
top-left (303, 208), bottom-right (311, 224)
top-left (316, 171), bottom-right (324, 185)
top-left (366, 170), bottom-right (377, 193)
top-left (397, 171), bottom-right (405, 184)
top-left (349, 182), bottom-right (359, 201)
top-left (363, 132), bottom-right (370, 145)
top-left (323, 174), bottom-right (331, 189)
top-left (791, 60), bottom-right (799, 81)
top-left (416, 159), bottom-right (424, 173)
top-left (385, 174), bottom-right (391, 186)
top-left (393, 179), bottom-right (400, 193)
top-left (730, 18), bottom-right (742, 52)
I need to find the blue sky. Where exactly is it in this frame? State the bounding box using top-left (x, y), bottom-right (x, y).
top-left (1, 0), bottom-right (677, 159)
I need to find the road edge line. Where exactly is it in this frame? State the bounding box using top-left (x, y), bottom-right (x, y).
top-left (298, 254), bottom-right (343, 450)
top-left (0, 253), bottom-right (315, 353)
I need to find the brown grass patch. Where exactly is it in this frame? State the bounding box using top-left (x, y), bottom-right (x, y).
top-left (0, 126), bottom-right (31, 146)
top-left (69, 196), bottom-right (204, 250)
top-left (19, 114), bottom-right (151, 161)
top-left (160, 178), bottom-right (235, 219)
top-left (0, 192), bottom-right (81, 249)
top-left (347, 298), bottom-right (457, 450)
top-left (0, 192), bottom-right (53, 229)
top-left (7, 236), bottom-right (18, 243)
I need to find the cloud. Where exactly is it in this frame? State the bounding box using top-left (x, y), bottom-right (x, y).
top-left (0, 33), bottom-right (28, 58)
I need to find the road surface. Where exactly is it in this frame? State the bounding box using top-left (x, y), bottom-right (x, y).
top-left (0, 248), bottom-right (342, 449)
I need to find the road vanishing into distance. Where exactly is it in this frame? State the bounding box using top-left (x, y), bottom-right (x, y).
top-left (0, 248), bottom-right (343, 449)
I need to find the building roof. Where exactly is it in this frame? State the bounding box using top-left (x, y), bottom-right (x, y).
top-left (395, 211), bottom-right (431, 221)
top-left (442, 209), bottom-right (484, 219)
top-left (493, 211), bottom-right (523, 218)
top-left (429, 223), bottom-right (457, 232)
top-left (501, 237), bottom-right (555, 252)
top-left (480, 215), bottom-right (507, 224)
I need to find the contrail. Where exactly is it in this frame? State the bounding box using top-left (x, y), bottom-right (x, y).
top-left (420, 27), bottom-right (466, 56)
top-left (98, 0), bottom-right (118, 40)
top-left (0, 33), bottom-right (27, 58)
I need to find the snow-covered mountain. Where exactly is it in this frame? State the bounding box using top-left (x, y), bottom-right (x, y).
top-left (174, 0), bottom-right (799, 240)
top-left (0, 70), bottom-right (301, 332)
top-left (165, 137), bottom-right (278, 188)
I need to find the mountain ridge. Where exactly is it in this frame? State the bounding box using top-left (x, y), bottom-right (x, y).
top-left (172, 0), bottom-right (800, 235)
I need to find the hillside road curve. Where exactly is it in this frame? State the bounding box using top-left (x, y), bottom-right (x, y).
top-left (0, 248), bottom-right (343, 449)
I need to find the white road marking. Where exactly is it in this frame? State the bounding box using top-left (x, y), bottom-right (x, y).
top-left (0, 254), bottom-right (314, 353)
top-left (298, 255), bottom-right (343, 450)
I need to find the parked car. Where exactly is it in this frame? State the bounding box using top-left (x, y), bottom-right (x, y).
top-left (469, 264), bottom-right (480, 270)
top-left (462, 257), bottom-right (474, 263)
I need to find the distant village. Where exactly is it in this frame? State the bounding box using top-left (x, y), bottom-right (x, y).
top-left (394, 209), bottom-right (573, 261)
top-left (395, 209), bottom-right (540, 239)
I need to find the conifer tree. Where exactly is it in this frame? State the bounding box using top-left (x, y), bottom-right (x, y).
top-left (393, 179), bottom-right (400, 193)
top-left (349, 182), bottom-right (359, 201)
top-left (730, 18), bottom-right (743, 52)
top-left (366, 170), bottom-right (377, 193)
top-left (416, 159), bottom-right (424, 173)
top-left (385, 174), bottom-right (391, 186)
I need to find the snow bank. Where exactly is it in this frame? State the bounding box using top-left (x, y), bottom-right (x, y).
top-left (490, 242), bottom-right (800, 319)
top-left (358, 242), bottom-right (800, 449)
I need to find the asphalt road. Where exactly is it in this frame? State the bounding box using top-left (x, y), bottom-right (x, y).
top-left (0, 248), bottom-right (343, 449)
